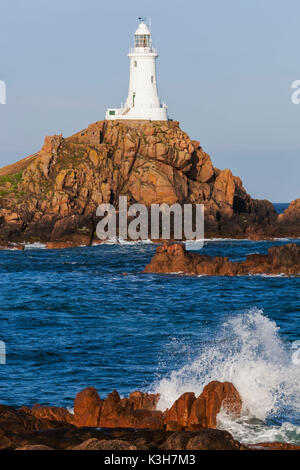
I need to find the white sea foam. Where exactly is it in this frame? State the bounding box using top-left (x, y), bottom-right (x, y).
top-left (24, 242), bottom-right (46, 249)
top-left (151, 308), bottom-right (300, 444)
top-left (217, 410), bottom-right (300, 445)
top-left (93, 238), bottom-right (154, 245)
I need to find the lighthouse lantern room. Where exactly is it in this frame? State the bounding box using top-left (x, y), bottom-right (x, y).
top-left (106, 20), bottom-right (168, 121)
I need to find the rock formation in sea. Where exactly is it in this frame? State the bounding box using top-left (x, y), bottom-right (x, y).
top-left (0, 381), bottom-right (299, 450)
top-left (0, 119), bottom-right (299, 246)
top-left (144, 242), bottom-right (300, 276)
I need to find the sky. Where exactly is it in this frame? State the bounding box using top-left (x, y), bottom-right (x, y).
top-left (0, 0), bottom-right (299, 202)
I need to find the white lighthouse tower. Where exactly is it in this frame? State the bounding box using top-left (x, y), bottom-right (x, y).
top-left (106, 19), bottom-right (168, 121)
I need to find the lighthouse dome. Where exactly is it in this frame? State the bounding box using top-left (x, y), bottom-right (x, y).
top-left (134, 22), bottom-right (151, 36)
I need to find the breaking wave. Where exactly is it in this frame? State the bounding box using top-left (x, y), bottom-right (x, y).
top-left (152, 308), bottom-right (300, 444)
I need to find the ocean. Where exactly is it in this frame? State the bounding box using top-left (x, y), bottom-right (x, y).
top-left (0, 203), bottom-right (299, 445)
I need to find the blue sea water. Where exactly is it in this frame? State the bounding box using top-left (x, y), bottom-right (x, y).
top-left (0, 204), bottom-right (299, 444)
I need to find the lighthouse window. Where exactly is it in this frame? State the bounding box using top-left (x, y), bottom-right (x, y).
top-left (135, 34), bottom-right (150, 48)
top-left (151, 76), bottom-right (154, 83)
top-left (134, 61), bottom-right (137, 67)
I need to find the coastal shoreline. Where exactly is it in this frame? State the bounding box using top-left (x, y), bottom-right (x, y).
top-left (1, 382), bottom-right (299, 451)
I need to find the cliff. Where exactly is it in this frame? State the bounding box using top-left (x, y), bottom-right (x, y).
top-left (0, 119), bottom-right (298, 245)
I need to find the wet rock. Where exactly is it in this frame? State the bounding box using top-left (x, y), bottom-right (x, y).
top-left (164, 392), bottom-right (196, 428)
top-left (15, 444), bottom-right (54, 450)
top-left (246, 442), bottom-right (300, 450)
top-left (144, 242), bottom-right (300, 276)
top-left (9, 428), bottom-right (108, 450)
top-left (165, 421), bottom-right (185, 432)
top-left (0, 404), bottom-right (74, 437)
top-left (129, 391), bottom-right (160, 410)
top-left (99, 390), bottom-right (164, 429)
top-left (46, 234), bottom-right (91, 249)
top-left (160, 431), bottom-right (195, 450)
top-left (163, 382), bottom-right (241, 431)
top-left (72, 438), bottom-right (137, 450)
top-left (188, 381), bottom-right (242, 428)
top-left (98, 390), bottom-right (123, 427)
top-left (160, 429), bottom-right (244, 450)
top-left (31, 404), bottom-right (74, 425)
top-left (0, 397), bottom-right (297, 450)
top-left (186, 429), bottom-right (245, 450)
top-left (72, 388), bottom-right (164, 430)
top-left (74, 387), bottom-right (103, 427)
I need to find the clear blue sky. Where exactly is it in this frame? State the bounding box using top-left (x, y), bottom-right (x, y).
top-left (0, 0), bottom-right (299, 202)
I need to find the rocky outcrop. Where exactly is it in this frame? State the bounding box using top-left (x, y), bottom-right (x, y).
top-left (0, 383), bottom-right (297, 450)
top-left (72, 438), bottom-right (137, 450)
top-left (278, 198), bottom-right (300, 237)
top-left (129, 390), bottom-right (160, 410)
top-left (164, 382), bottom-right (242, 430)
top-left (144, 242), bottom-right (300, 276)
top-left (73, 388), bottom-right (163, 429)
top-left (160, 429), bottom-right (245, 451)
top-left (72, 382), bottom-right (241, 431)
top-left (30, 404), bottom-right (75, 425)
top-left (188, 381), bottom-right (242, 429)
top-left (4, 426), bottom-right (300, 451)
top-left (0, 425), bottom-right (246, 451)
top-left (0, 381), bottom-right (241, 437)
top-left (1, 119), bottom-right (292, 245)
top-left (15, 444), bottom-right (55, 450)
top-left (0, 404), bottom-right (74, 438)
top-left (74, 386), bottom-right (103, 427)
top-left (164, 392), bottom-right (196, 429)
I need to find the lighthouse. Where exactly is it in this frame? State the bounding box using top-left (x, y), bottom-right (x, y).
top-left (106, 20), bottom-right (168, 121)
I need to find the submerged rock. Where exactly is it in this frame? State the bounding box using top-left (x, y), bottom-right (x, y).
top-left (144, 242), bottom-right (300, 276)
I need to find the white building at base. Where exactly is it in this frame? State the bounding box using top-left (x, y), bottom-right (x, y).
top-left (106, 20), bottom-right (168, 121)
